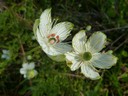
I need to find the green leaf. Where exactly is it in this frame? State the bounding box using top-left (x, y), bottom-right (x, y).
top-left (33, 19), bottom-right (40, 39)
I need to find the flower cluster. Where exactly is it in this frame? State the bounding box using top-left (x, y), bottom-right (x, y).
top-left (32, 8), bottom-right (117, 80)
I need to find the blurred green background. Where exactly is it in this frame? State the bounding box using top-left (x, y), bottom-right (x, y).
top-left (0, 0), bottom-right (128, 96)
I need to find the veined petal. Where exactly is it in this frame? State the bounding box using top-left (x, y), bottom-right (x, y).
top-left (28, 62), bottom-right (35, 70)
top-left (81, 63), bottom-right (101, 80)
top-left (91, 53), bottom-right (117, 69)
top-left (72, 30), bottom-right (87, 53)
top-left (39, 8), bottom-right (52, 37)
top-left (50, 22), bottom-right (74, 41)
top-left (71, 61), bottom-right (81, 71)
top-left (65, 52), bottom-right (81, 71)
top-left (51, 43), bottom-right (72, 55)
top-left (40, 42), bottom-right (72, 56)
top-left (43, 46), bottom-right (57, 56)
top-left (86, 32), bottom-right (106, 53)
top-left (36, 27), bottom-right (48, 52)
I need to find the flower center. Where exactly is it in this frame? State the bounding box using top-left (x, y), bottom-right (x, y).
top-left (49, 38), bottom-right (56, 44)
top-left (27, 70), bottom-right (35, 79)
top-left (47, 34), bottom-right (60, 45)
top-left (83, 52), bottom-right (92, 61)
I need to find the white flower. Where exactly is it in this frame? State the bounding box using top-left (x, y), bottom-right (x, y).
top-left (86, 25), bottom-right (92, 31)
top-left (65, 30), bottom-right (117, 80)
top-left (33, 8), bottom-right (74, 60)
top-left (1, 49), bottom-right (10, 60)
top-left (20, 62), bottom-right (38, 79)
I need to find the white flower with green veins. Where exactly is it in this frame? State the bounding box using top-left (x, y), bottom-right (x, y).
top-left (20, 62), bottom-right (38, 79)
top-left (33, 8), bottom-right (74, 61)
top-left (65, 30), bottom-right (117, 80)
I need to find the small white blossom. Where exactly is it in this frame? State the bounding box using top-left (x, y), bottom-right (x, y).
top-left (1, 49), bottom-right (10, 60)
top-left (65, 30), bottom-right (117, 80)
top-left (20, 62), bottom-right (38, 79)
top-left (27, 55), bottom-right (32, 60)
top-left (86, 25), bottom-right (92, 31)
top-left (33, 8), bottom-right (74, 61)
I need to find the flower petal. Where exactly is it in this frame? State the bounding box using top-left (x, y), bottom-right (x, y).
top-left (20, 68), bottom-right (26, 74)
top-left (39, 8), bottom-right (52, 37)
top-left (72, 30), bottom-right (87, 53)
top-left (40, 42), bottom-right (72, 56)
top-left (53, 43), bottom-right (72, 54)
top-left (50, 22), bottom-right (74, 41)
top-left (71, 61), bottom-right (81, 71)
top-left (28, 62), bottom-right (35, 69)
top-left (36, 27), bottom-right (48, 52)
top-left (86, 32), bottom-right (106, 53)
top-left (22, 63), bottom-right (29, 69)
top-left (65, 52), bottom-right (81, 71)
top-left (91, 53), bottom-right (117, 69)
top-left (81, 63), bottom-right (101, 80)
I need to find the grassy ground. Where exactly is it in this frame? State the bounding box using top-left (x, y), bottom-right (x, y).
top-left (0, 0), bottom-right (128, 96)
